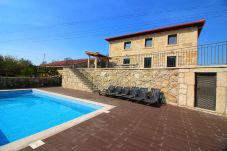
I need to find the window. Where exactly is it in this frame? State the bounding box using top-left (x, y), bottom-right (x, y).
top-left (123, 58), bottom-right (130, 64)
top-left (167, 56), bottom-right (176, 67)
top-left (124, 41), bottom-right (131, 49)
top-left (144, 57), bottom-right (152, 68)
top-left (168, 34), bottom-right (177, 45)
top-left (145, 38), bottom-right (153, 47)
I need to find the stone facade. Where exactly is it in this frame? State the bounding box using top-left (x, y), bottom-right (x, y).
top-left (108, 27), bottom-right (198, 68)
top-left (178, 67), bottom-right (227, 115)
top-left (61, 68), bottom-right (93, 92)
top-left (61, 66), bottom-right (227, 115)
top-left (62, 68), bottom-right (179, 103)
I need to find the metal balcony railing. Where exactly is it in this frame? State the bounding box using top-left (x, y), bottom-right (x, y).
top-left (197, 41), bottom-right (227, 66)
top-left (110, 41), bottom-right (227, 68)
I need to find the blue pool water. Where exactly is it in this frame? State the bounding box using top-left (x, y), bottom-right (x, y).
top-left (0, 90), bottom-right (102, 146)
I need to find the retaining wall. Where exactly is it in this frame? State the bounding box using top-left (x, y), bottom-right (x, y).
top-left (0, 77), bottom-right (62, 89)
top-left (61, 67), bottom-right (227, 115)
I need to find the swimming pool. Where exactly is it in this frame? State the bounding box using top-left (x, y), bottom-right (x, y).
top-left (0, 89), bottom-right (114, 150)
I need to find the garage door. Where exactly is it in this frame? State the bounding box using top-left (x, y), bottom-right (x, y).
top-left (195, 73), bottom-right (216, 110)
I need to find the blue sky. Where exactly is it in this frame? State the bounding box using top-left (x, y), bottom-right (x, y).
top-left (0, 0), bottom-right (227, 65)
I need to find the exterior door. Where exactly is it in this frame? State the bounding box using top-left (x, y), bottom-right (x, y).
top-left (195, 73), bottom-right (216, 111)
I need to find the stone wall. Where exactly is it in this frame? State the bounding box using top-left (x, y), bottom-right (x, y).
top-left (63, 68), bottom-right (179, 103)
top-left (61, 68), bottom-right (93, 92)
top-left (61, 67), bottom-right (227, 115)
top-left (0, 77), bottom-right (62, 89)
top-left (178, 67), bottom-right (227, 115)
top-left (109, 27), bottom-right (198, 57)
top-left (108, 26), bottom-right (198, 68)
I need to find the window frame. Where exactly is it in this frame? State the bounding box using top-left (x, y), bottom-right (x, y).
top-left (144, 57), bottom-right (152, 68)
top-left (168, 34), bottom-right (177, 45)
top-left (123, 58), bottom-right (130, 64)
top-left (167, 56), bottom-right (177, 67)
top-left (145, 38), bottom-right (153, 47)
top-left (124, 41), bottom-right (132, 50)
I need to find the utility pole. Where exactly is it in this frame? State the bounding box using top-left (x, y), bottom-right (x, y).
top-left (42, 53), bottom-right (47, 64)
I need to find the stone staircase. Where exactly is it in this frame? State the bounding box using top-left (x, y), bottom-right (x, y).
top-left (70, 69), bottom-right (99, 92)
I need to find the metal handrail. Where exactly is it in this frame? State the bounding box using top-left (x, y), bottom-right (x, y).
top-left (110, 41), bottom-right (227, 68)
top-left (111, 41), bottom-right (227, 58)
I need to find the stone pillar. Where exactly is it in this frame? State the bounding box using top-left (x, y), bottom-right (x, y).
top-left (94, 57), bottom-right (97, 68)
top-left (88, 56), bottom-right (90, 68)
top-left (177, 68), bottom-right (195, 107)
top-left (106, 59), bottom-right (109, 68)
top-left (216, 71), bottom-right (227, 114)
top-left (178, 68), bottom-right (227, 115)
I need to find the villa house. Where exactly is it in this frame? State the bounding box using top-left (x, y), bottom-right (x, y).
top-left (61, 20), bottom-right (227, 115)
top-left (106, 20), bottom-right (205, 68)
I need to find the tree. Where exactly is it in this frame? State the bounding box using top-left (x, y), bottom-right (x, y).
top-left (0, 55), bottom-right (59, 77)
top-left (0, 55), bottom-right (4, 75)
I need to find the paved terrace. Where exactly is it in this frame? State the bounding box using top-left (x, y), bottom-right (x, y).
top-left (22, 87), bottom-right (227, 151)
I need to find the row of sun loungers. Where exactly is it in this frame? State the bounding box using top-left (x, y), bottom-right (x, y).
top-left (99, 86), bottom-right (163, 105)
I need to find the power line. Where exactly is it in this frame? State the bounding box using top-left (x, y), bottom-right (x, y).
top-left (0, 6), bottom-right (225, 39)
top-left (0, 3), bottom-right (226, 36)
top-left (42, 53), bottom-right (47, 64)
top-left (0, 10), bottom-right (226, 44)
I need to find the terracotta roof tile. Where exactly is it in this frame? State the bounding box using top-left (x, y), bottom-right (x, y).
top-left (41, 58), bottom-right (95, 67)
top-left (105, 19), bottom-right (205, 41)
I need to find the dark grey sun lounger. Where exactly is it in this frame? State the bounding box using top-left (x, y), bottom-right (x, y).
top-left (99, 85), bottom-right (115, 96)
top-left (108, 86), bottom-right (122, 96)
top-left (143, 88), bottom-right (161, 104)
top-left (115, 87), bottom-right (130, 97)
top-left (131, 88), bottom-right (148, 102)
top-left (122, 87), bottom-right (139, 99)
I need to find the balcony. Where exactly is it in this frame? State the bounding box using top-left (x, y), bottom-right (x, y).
top-left (109, 41), bottom-right (227, 68)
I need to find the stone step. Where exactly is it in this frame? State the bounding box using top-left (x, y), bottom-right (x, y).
top-left (72, 69), bottom-right (99, 92)
top-left (78, 78), bottom-right (92, 82)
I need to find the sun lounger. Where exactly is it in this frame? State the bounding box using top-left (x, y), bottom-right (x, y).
top-left (143, 88), bottom-right (161, 104)
top-left (108, 86), bottom-right (122, 96)
top-left (99, 85), bottom-right (115, 96)
top-left (122, 87), bottom-right (139, 99)
top-left (115, 87), bottom-right (130, 97)
top-left (131, 88), bottom-right (148, 102)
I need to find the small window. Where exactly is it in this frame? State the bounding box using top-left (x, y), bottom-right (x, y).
top-left (168, 34), bottom-right (177, 45)
top-left (123, 58), bottom-right (130, 64)
top-left (124, 41), bottom-right (131, 49)
top-left (145, 38), bottom-right (153, 47)
top-left (144, 57), bottom-right (152, 68)
top-left (167, 56), bottom-right (176, 67)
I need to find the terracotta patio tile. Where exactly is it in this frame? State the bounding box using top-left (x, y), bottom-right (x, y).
top-left (19, 87), bottom-right (227, 151)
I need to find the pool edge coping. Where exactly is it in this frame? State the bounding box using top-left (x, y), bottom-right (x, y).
top-left (0, 89), bottom-right (115, 151)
